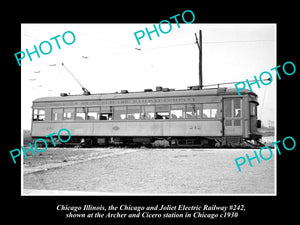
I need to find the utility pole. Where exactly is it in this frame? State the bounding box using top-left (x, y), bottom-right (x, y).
top-left (195, 30), bottom-right (203, 89)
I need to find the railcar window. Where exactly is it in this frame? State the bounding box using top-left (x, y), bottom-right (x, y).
top-left (224, 99), bottom-right (232, 117)
top-left (186, 104), bottom-right (200, 119)
top-left (234, 99), bottom-right (241, 117)
top-left (170, 105), bottom-right (185, 119)
top-left (250, 103), bottom-right (257, 116)
top-left (87, 107), bottom-right (100, 120)
top-left (234, 120), bottom-right (241, 126)
top-left (100, 106), bottom-right (113, 120)
top-left (76, 107), bottom-right (86, 120)
top-left (52, 108), bottom-right (63, 121)
top-left (141, 105), bottom-right (155, 120)
top-left (63, 108), bottom-right (75, 120)
top-left (114, 106), bottom-right (126, 120)
top-left (33, 109), bottom-right (45, 121)
top-left (233, 99), bottom-right (241, 126)
top-left (225, 120), bottom-right (232, 126)
top-left (155, 105), bottom-right (170, 119)
top-left (127, 106), bottom-right (141, 120)
top-left (224, 98), bottom-right (241, 127)
top-left (202, 103), bottom-right (217, 118)
top-left (100, 113), bottom-right (112, 120)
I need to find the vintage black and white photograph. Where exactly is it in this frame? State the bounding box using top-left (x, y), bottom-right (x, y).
top-left (20, 23), bottom-right (276, 195)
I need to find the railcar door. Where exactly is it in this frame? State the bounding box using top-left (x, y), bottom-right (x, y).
top-left (223, 98), bottom-right (243, 136)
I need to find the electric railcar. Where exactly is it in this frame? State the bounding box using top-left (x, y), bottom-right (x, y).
top-left (31, 86), bottom-right (262, 147)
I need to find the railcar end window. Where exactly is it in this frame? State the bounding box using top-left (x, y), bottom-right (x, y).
top-left (234, 119), bottom-right (241, 126)
top-left (224, 98), bottom-right (242, 127)
top-left (250, 102), bottom-right (257, 116)
top-left (224, 99), bottom-right (232, 117)
top-left (225, 120), bottom-right (232, 126)
top-left (234, 99), bottom-right (241, 117)
top-left (33, 109), bottom-right (45, 121)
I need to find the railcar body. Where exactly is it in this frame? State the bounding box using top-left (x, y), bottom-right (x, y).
top-left (31, 87), bottom-right (262, 147)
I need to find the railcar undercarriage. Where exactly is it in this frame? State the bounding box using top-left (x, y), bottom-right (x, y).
top-left (33, 135), bottom-right (264, 148)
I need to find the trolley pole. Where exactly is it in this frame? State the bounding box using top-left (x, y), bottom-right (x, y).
top-left (195, 30), bottom-right (203, 89)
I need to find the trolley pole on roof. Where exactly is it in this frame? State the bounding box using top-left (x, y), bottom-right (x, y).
top-left (61, 63), bottom-right (91, 95)
top-left (195, 30), bottom-right (203, 89)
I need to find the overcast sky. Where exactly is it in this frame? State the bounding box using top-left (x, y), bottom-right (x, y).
top-left (21, 23), bottom-right (276, 129)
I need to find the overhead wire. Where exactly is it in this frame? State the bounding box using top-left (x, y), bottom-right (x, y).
top-left (138, 42), bottom-right (197, 51)
top-left (203, 39), bottom-right (274, 44)
top-left (21, 31), bottom-right (276, 95)
top-left (136, 39), bottom-right (274, 51)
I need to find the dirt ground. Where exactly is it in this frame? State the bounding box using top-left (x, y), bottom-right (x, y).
top-left (22, 147), bottom-right (137, 174)
top-left (23, 147), bottom-right (275, 195)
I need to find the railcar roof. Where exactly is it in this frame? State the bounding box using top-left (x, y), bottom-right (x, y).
top-left (33, 87), bottom-right (256, 103)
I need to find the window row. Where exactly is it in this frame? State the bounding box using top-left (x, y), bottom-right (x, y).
top-left (33, 103), bottom-right (219, 121)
